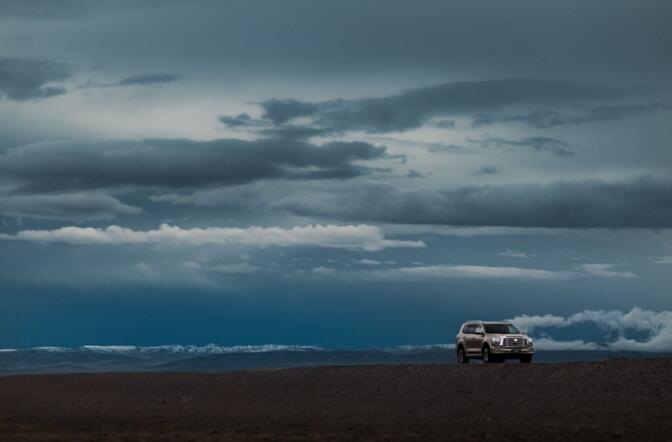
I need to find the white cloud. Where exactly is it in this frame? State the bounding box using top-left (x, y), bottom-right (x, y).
top-left (135, 262), bottom-right (155, 274)
top-left (533, 338), bottom-right (605, 351)
top-left (578, 263), bottom-right (637, 278)
top-left (508, 313), bottom-right (568, 330)
top-left (510, 307), bottom-right (672, 352)
top-left (330, 265), bottom-right (576, 282)
top-left (181, 261), bottom-right (260, 275)
top-left (289, 264), bottom-right (576, 282)
top-left (496, 249), bottom-right (530, 258)
top-left (0, 223), bottom-right (425, 252)
top-left (369, 265), bottom-right (574, 281)
top-left (353, 258), bottom-right (396, 265)
top-left (654, 256), bottom-right (672, 264)
top-left (211, 263), bottom-right (260, 275)
top-left (355, 259), bottom-right (383, 265)
top-left (303, 262), bottom-right (643, 282)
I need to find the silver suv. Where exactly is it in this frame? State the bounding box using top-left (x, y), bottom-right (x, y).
top-left (455, 321), bottom-right (534, 363)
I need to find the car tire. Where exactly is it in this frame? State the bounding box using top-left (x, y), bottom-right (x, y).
top-left (482, 346), bottom-right (493, 364)
top-left (457, 346), bottom-right (469, 363)
top-left (520, 355), bottom-right (532, 363)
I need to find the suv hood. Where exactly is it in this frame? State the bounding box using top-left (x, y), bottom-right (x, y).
top-left (490, 334), bottom-right (529, 338)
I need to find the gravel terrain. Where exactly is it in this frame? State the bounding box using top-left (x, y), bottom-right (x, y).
top-left (0, 358), bottom-right (670, 441)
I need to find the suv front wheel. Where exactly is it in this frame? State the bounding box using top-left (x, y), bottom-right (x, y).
top-left (482, 346), bottom-right (493, 363)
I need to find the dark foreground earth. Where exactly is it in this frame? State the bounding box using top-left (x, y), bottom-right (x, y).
top-left (0, 359), bottom-right (670, 441)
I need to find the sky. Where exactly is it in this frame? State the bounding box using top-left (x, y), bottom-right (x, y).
top-left (1, 0), bottom-right (671, 350)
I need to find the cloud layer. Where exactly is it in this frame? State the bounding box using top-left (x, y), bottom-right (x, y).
top-left (475, 136), bottom-right (574, 157)
top-left (0, 193), bottom-right (142, 220)
top-left (367, 265), bottom-right (573, 281)
top-left (0, 57), bottom-right (70, 101)
top-left (113, 73), bottom-right (184, 87)
top-left (287, 178), bottom-right (672, 228)
top-left (173, 177), bottom-right (672, 229)
top-left (578, 264), bottom-right (637, 279)
top-left (220, 78), bottom-right (667, 136)
top-left (0, 223), bottom-right (424, 251)
top-left (85, 73), bottom-right (185, 88)
top-left (510, 307), bottom-right (672, 352)
top-left (303, 262), bottom-right (638, 282)
top-left (0, 138), bottom-right (388, 192)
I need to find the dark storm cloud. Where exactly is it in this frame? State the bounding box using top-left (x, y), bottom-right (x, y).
top-left (82, 73), bottom-right (184, 89)
top-left (258, 126), bottom-right (329, 141)
top-left (218, 114), bottom-right (327, 140)
top-left (430, 120), bottom-right (456, 129)
top-left (220, 79), bottom-right (666, 136)
top-left (0, 138), bottom-right (388, 193)
top-left (271, 178), bottom-right (672, 228)
top-left (218, 113), bottom-right (256, 128)
top-left (473, 102), bottom-right (671, 128)
top-left (0, 57), bottom-right (70, 101)
top-left (475, 167), bottom-right (499, 176)
top-left (11, 0), bottom-right (666, 81)
top-left (0, 193), bottom-right (142, 220)
top-left (113, 73), bottom-right (184, 87)
top-left (4, 1), bottom-right (671, 92)
top-left (261, 99), bottom-right (320, 125)
top-left (476, 137), bottom-right (573, 157)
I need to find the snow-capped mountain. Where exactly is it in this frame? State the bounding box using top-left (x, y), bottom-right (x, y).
top-left (1, 344), bottom-right (663, 375)
top-left (0, 343), bottom-right (456, 355)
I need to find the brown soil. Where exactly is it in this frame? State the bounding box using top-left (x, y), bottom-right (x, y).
top-left (0, 359), bottom-right (670, 441)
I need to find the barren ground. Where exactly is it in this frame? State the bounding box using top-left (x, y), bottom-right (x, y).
top-left (0, 358), bottom-right (670, 441)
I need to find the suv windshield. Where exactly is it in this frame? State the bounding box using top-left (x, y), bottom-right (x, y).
top-left (483, 323), bottom-right (520, 334)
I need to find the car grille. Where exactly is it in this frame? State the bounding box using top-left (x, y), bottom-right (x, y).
top-left (503, 337), bottom-right (526, 347)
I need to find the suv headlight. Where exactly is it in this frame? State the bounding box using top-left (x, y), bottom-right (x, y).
top-left (489, 337), bottom-right (502, 346)
top-left (526, 337), bottom-right (534, 346)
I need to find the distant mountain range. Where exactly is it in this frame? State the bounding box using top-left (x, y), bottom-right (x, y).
top-left (1, 344), bottom-right (670, 375)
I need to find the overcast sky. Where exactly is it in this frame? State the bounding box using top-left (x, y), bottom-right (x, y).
top-left (1, 0), bottom-right (671, 349)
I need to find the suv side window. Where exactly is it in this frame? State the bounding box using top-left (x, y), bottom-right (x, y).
top-left (473, 325), bottom-right (484, 334)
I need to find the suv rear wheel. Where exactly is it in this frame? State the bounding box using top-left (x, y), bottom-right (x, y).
top-left (457, 346), bottom-right (469, 363)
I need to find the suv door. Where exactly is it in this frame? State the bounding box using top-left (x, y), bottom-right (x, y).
top-left (463, 324), bottom-right (477, 353)
top-left (472, 324), bottom-right (486, 352)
